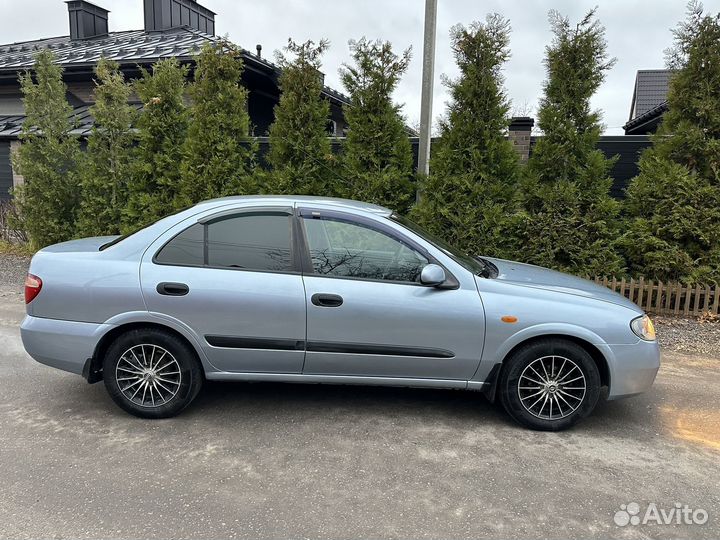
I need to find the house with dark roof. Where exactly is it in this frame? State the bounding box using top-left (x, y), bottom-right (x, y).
top-left (0, 0), bottom-right (350, 200)
top-left (623, 69), bottom-right (671, 135)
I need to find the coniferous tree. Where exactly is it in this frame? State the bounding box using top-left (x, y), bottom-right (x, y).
top-left (76, 58), bottom-right (137, 237)
top-left (12, 49), bottom-right (80, 248)
top-left (123, 59), bottom-right (188, 232)
top-left (266, 39), bottom-right (337, 196)
top-left (519, 10), bottom-right (623, 276)
top-left (179, 41), bottom-right (257, 205)
top-left (411, 15), bottom-right (520, 258)
top-left (339, 38), bottom-right (414, 212)
top-left (621, 1), bottom-right (720, 282)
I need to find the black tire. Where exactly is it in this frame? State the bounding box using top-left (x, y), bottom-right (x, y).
top-left (499, 338), bottom-right (601, 431)
top-left (103, 328), bottom-right (203, 419)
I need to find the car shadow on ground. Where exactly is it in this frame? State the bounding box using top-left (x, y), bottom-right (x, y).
top-left (43, 375), bottom-right (659, 434)
top-left (51, 376), bottom-right (509, 426)
top-left (193, 380), bottom-right (508, 423)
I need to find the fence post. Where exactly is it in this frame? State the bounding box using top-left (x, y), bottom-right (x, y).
top-left (637, 277), bottom-right (645, 309)
top-left (704, 285), bottom-right (712, 314)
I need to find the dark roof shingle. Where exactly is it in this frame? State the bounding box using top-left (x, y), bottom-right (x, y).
top-left (0, 103), bottom-right (144, 138)
top-left (0, 28), bottom-right (214, 70)
top-left (629, 69), bottom-right (672, 121)
top-left (0, 28), bottom-right (349, 105)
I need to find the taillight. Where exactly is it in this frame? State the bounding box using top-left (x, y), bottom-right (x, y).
top-left (24, 273), bottom-right (42, 304)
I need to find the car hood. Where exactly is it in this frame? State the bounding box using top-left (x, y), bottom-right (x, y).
top-left (485, 257), bottom-right (642, 312)
top-left (38, 236), bottom-right (118, 253)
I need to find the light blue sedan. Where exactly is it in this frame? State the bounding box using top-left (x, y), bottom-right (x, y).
top-left (20, 196), bottom-right (660, 430)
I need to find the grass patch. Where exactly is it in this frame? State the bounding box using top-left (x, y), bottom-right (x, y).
top-left (0, 240), bottom-right (35, 257)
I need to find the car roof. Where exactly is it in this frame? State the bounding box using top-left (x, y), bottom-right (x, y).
top-left (196, 195), bottom-right (393, 216)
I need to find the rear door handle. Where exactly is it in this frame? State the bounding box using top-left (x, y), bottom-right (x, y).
top-left (311, 293), bottom-right (343, 307)
top-left (157, 282), bottom-right (190, 296)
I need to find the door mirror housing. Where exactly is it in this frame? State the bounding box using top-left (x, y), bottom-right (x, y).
top-left (420, 264), bottom-right (446, 287)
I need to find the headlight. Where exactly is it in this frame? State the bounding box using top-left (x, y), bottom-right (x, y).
top-left (631, 315), bottom-right (656, 341)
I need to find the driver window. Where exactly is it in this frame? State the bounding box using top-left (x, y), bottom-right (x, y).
top-left (303, 217), bottom-right (428, 283)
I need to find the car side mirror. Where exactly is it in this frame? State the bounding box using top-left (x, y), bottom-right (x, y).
top-left (420, 264), bottom-right (446, 287)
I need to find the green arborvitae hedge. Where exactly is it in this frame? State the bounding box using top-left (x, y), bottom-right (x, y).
top-left (339, 38), bottom-right (415, 213)
top-left (179, 40), bottom-right (257, 206)
top-left (518, 10), bottom-right (624, 277)
top-left (12, 49), bottom-right (81, 248)
top-left (622, 1), bottom-right (720, 283)
top-left (76, 58), bottom-right (137, 237)
top-left (411, 15), bottom-right (521, 260)
top-left (266, 39), bottom-right (339, 197)
top-left (123, 58), bottom-right (189, 233)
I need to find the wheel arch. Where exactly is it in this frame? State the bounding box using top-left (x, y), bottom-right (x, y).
top-left (502, 334), bottom-right (610, 387)
top-left (483, 333), bottom-right (611, 402)
top-left (86, 321), bottom-right (206, 383)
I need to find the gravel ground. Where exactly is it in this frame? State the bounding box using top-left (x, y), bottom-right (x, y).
top-left (0, 253), bottom-right (29, 298)
top-left (2, 252), bottom-right (718, 357)
top-left (654, 316), bottom-right (720, 358)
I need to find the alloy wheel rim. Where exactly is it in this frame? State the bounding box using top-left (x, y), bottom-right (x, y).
top-left (517, 355), bottom-right (586, 420)
top-left (115, 344), bottom-right (182, 408)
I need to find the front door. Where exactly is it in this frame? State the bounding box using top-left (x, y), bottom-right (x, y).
top-left (140, 207), bottom-right (306, 373)
top-left (298, 209), bottom-right (485, 380)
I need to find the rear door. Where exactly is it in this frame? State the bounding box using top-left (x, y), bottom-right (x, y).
top-left (298, 208), bottom-right (485, 380)
top-left (140, 206), bottom-right (306, 373)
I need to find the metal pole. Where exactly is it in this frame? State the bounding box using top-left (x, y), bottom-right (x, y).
top-left (417, 0), bottom-right (437, 194)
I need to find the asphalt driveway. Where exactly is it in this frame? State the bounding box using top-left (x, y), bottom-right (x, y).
top-left (0, 269), bottom-right (718, 539)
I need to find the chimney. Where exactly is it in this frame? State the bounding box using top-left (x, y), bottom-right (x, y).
top-left (508, 117), bottom-right (534, 163)
top-left (256, 44), bottom-right (262, 58)
top-left (66, 1), bottom-right (109, 41)
top-left (144, 0), bottom-right (216, 35)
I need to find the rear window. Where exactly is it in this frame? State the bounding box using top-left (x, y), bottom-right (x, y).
top-left (100, 206), bottom-right (192, 251)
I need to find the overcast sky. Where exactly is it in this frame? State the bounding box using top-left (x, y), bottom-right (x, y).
top-left (2, 0), bottom-right (719, 134)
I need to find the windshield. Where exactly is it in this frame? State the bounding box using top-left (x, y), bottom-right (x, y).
top-left (389, 214), bottom-right (496, 278)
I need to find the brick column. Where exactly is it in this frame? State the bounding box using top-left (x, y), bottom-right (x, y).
top-left (508, 117), bottom-right (534, 163)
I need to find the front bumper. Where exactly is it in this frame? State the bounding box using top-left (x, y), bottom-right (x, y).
top-left (601, 339), bottom-right (661, 400)
top-left (20, 315), bottom-right (108, 376)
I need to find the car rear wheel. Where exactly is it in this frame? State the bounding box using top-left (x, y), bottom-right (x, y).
top-left (499, 338), bottom-right (601, 431)
top-left (103, 328), bottom-right (203, 419)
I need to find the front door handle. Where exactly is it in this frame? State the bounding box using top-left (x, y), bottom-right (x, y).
top-left (157, 282), bottom-right (190, 296)
top-left (311, 293), bottom-right (343, 307)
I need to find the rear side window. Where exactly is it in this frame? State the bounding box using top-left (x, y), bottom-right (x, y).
top-left (207, 214), bottom-right (292, 271)
top-left (155, 213), bottom-right (294, 273)
top-left (154, 223), bottom-right (204, 266)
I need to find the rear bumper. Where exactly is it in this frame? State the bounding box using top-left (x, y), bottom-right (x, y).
top-left (20, 315), bottom-right (107, 377)
top-left (603, 339), bottom-right (661, 400)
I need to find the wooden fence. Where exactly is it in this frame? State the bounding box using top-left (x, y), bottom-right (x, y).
top-left (591, 277), bottom-right (719, 317)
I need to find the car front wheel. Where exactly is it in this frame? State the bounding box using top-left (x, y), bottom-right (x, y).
top-left (499, 338), bottom-right (601, 431)
top-left (103, 328), bottom-right (203, 419)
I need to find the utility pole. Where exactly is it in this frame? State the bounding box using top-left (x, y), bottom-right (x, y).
top-left (417, 0), bottom-right (437, 193)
